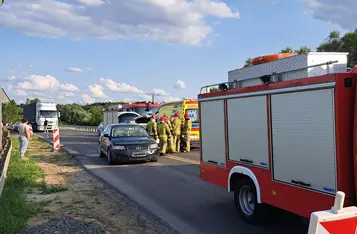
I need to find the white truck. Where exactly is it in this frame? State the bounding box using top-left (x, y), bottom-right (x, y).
top-left (103, 110), bottom-right (140, 129)
top-left (23, 102), bottom-right (59, 132)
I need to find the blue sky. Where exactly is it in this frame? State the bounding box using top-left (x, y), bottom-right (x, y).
top-left (0, 0), bottom-right (354, 104)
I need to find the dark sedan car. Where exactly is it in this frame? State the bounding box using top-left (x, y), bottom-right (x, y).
top-left (99, 124), bottom-right (159, 165)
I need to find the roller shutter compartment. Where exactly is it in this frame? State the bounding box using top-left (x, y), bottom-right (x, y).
top-left (227, 96), bottom-right (269, 168)
top-left (200, 100), bottom-right (226, 167)
top-left (271, 88), bottom-right (336, 194)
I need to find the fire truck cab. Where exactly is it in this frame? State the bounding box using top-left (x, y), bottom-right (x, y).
top-left (198, 52), bottom-right (357, 224)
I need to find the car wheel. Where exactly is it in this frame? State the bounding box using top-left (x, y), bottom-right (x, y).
top-left (151, 156), bottom-right (158, 162)
top-left (99, 145), bottom-right (105, 158)
top-left (107, 149), bottom-right (115, 165)
top-left (234, 177), bottom-right (267, 224)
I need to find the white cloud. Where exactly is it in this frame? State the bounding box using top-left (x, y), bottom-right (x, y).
top-left (10, 74), bottom-right (82, 104)
top-left (18, 75), bottom-right (60, 90)
top-left (65, 67), bottom-right (92, 72)
top-left (60, 83), bottom-right (80, 91)
top-left (174, 80), bottom-right (186, 89)
top-left (82, 94), bottom-right (95, 104)
top-left (300, 0), bottom-right (357, 30)
top-left (8, 75), bottom-right (16, 80)
top-left (77, 0), bottom-right (104, 7)
top-left (152, 88), bottom-right (169, 96)
top-left (100, 77), bottom-right (145, 94)
top-left (88, 84), bottom-right (106, 98)
top-left (15, 89), bottom-right (27, 96)
top-left (0, 0), bottom-right (239, 46)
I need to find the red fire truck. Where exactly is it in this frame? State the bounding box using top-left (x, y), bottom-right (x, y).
top-left (121, 102), bottom-right (159, 116)
top-left (198, 52), bottom-right (357, 224)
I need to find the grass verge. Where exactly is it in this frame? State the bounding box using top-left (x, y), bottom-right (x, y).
top-left (0, 136), bottom-right (43, 234)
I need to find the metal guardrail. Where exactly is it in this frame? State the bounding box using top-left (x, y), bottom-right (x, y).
top-left (0, 137), bottom-right (12, 198)
top-left (59, 126), bottom-right (98, 133)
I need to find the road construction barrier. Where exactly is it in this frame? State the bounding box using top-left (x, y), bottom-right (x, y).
top-left (59, 126), bottom-right (97, 133)
top-left (308, 191), bottom-right (357, 234)
top-left (53, 128), bottom-right (60, 150)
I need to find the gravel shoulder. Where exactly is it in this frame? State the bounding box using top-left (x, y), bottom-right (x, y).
top-left (21, 137), bottom-right (177, 234)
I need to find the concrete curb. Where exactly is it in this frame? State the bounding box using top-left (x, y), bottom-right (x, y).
top-left (0, 138), bottom-right (12, 198)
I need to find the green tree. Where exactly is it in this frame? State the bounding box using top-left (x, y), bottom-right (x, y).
top-left (317, 30), bottom-right (342, 52)
top-left (2, 100), bottom-right (21, 123)
top-left (281, 47), bottom-right (294, 53)
top-left (317, 29), bottom-right (357, 67)
top-left (89, 106), bottom-right (103, 125)
top-left (209, 87), bottom-right (220, 92)
top-left (25, 98), bottom-right (41, 104)
top-left (295, 46), bottom-right (311, 55)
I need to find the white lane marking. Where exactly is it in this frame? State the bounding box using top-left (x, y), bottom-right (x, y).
top-left (66, 149), bottom-right (80, 155)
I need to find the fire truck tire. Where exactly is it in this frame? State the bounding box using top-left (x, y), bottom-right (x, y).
top-left (234, 177), bottom-right (266, 224)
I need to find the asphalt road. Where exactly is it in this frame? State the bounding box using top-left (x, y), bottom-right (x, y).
top-left (36, 130), bottom-right (307, 234)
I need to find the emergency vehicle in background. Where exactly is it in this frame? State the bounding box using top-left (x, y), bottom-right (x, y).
top-left (122, 102), bottom-right (159, 116)
top-left (198, 52), bottom-right (357, 224)
top-left (157, 99), bottom-right (200, 147)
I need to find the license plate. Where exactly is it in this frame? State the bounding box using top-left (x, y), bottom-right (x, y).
top-left (132, 153), bottom-right (146, 157)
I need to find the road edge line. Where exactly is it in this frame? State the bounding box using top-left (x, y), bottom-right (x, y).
top-left (165, 155), bottom-right (200, 165)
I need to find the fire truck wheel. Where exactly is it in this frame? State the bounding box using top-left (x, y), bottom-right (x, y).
top-left (234, 177), bottom-right (265, 224)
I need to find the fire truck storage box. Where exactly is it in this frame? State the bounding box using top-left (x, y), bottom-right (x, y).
top-left (228, 52), bottom-right (348, 88)
top-left (200, 82), bottom-right (337, 194)
top-left (227, 96), bottom-right (269, 168)
top-left (200, 100), bottom-right (226, 167)
top-left (271, 88), bottom-right (336, 194)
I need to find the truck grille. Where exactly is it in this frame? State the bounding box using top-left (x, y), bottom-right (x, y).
top-left (127, 145), bottom-right (148, 151)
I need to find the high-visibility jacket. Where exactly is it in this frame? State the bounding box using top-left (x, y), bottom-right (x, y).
top-left (146, 121), bottom-right (158, 139)
top-left (172, 118), bottom-right (181, 135)
top-left (165, 119), bottom-right (172, 130)
top-left (182, 119), bottom-right (192, 136)
top-left (158, 122), bottom-right (171, 138)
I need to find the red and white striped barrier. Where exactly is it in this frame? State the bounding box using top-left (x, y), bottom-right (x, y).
top-left (53, 128), bottom-right (60, 150)
top-left (28, 125), bottom-right (33, 135)
top-left (308, 191), bottom-right (357, 234)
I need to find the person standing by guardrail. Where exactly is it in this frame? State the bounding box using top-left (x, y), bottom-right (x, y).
top-left (44, 118), bottom-right (49, 138)
top-left (18, 119), bottom-right (31, 160)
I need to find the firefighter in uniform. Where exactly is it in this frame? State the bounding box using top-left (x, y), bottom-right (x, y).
top-left (164, 114), bottom-right (174, 152)
top-left (158, 116), bottom-right (172, 155)
top-left (172, 112), bottom-right (182, 153)
top-left (181, 113), bottom-right (192, 152)
top-left (146, 114), bottom-right (159, 143)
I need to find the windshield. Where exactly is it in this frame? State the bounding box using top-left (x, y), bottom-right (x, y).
top-left (135, 107), bottom-right (158, 116)
top-left (112, 126), bottom-right (148, 138)
top-left (118, 113), bottom-right (139, 123)
top-left (186, 109), bottom-right (199, 122)
top-left (40, 111), bottom-right (57, 118)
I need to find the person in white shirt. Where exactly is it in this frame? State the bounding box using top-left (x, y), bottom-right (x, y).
top-left (18, 119), bottom-right (31, 160)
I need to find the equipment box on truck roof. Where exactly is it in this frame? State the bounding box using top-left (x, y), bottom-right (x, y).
top-left (228, 52), bottom-right (348, 89)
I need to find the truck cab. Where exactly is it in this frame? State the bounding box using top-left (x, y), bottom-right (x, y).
top-left (23, 102), bottom-right (58, 132)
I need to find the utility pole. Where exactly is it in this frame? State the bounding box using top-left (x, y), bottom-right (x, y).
top-left (146, 93), bottom-right (161, 103)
